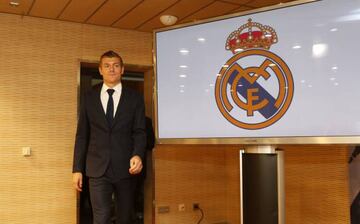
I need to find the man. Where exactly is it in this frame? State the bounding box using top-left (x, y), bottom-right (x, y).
top-left (72, 50), bottom-right (146, 224)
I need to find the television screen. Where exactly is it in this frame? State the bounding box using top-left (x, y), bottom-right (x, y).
top-left (154, 0), bottom-right (360, 143)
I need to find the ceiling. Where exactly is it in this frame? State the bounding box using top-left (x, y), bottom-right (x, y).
top-left (0, 0), bottom-right (296, 32)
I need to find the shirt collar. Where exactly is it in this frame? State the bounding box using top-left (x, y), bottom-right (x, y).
top-left (101, 82), bottom-right (122, 95)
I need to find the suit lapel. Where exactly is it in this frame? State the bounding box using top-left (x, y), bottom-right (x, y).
top-left (112, 87), bottom-right (128, 128)
top-left (93, 84), bottom-right (109, 129)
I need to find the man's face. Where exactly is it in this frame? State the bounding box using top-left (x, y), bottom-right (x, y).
top-left (99, 57), bottom-right (124, 86)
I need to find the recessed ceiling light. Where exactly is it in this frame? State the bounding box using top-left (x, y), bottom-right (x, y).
top-left (160, 15), bottom-right (178, 26)
top-left (9, 1), bottom-right (20, 7)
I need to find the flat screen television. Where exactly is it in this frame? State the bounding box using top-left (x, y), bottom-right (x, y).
top-left (154, 0), bottom-right (360, 144)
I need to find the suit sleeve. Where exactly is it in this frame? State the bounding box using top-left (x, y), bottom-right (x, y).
top-left (72, 93), bottom-right (90, 173)
top-left (132, 95), bottom-right (147, 161)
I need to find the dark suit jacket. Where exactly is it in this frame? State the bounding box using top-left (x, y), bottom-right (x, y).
top-left (73, 83), bottom-right (146, 179)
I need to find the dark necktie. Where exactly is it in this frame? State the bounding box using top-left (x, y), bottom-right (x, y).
top-left (106, 89), bottom-right (115, 126)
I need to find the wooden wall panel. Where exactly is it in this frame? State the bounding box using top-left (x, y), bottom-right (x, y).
top-left (225, 148), bottom-right (241, 224)
top-left (284, 145), bottom-right (350, 224)
top-left (154, 144), bottom-right (350, 224)
top-left (154, 144), bottom-right (241, 224)
top-left (0, 12), bottom-right (152, 224)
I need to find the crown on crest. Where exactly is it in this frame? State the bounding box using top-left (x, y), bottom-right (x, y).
top-left (226, 19), bottom-right (278, 54)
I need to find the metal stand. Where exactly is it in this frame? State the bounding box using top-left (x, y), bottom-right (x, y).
top-left (240, 145), bottom-right (284, 224)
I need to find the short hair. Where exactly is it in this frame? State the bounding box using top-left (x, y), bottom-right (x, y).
top-left (99, 50), bottom-right (124, 67)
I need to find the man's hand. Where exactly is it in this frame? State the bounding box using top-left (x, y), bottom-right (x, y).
top-left (72, 172), bottom-right (83, 192)
top-left (129, 155), bottom-right (143, 175)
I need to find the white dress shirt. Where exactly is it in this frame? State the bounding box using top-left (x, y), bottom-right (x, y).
top-left (100, 82), bottom-right (122, 117)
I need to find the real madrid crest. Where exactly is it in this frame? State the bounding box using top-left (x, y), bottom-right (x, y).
top-left (215, 19), bottom-right (294, 129)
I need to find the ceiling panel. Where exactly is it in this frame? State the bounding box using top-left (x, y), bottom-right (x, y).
top-left (0, 0), bottom-right (33, 14)
top-left (228, 5), bottom-right (254, 15)
top-left (180, 1), bottom-right (240, 24)
top-left (219, 0), bottom-right (253, 4)
top-left (0, 0), bottom-right (298, 32)
top-left (29, 0), bottom-right (69, 18)
top-left (112, 0), bottom-right (179, 29)
top-left (138, 0), bottom-right (213, 32)
top-left (58, 0), bottom-right (106, 22)
top-left (87, 0), bottom-right (143, 26)
top-left (163, 0), bottom-right (214, 21)
top-left (246, 0), bottom-right (292, 8)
